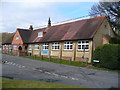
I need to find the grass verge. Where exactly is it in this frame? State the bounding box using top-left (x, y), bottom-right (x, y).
top-left (2, 77), bottom-right (85, 88)
top-left (87, 65), bottom-right (120, 73)
top-left (20, 55), bottom-right (87, 67)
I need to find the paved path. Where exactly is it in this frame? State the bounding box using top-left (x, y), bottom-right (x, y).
top-left (0, 54), bottom-right (119, 88)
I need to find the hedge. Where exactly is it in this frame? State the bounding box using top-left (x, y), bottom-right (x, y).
top-left (109, 37), bottom-right (120, 44)
top-left (92, 44), bottom-right (120, 70)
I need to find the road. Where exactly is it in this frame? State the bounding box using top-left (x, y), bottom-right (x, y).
top-left (0, 54), bottom-right (119, 88)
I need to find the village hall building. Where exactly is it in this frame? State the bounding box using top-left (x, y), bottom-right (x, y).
top-left (2, 16), bottom-right (115, 63)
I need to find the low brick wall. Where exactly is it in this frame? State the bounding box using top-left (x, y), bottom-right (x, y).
top-left (75, 57), bottom-right (89, 62)
top-left (61, 57), bottom-right (72, 60)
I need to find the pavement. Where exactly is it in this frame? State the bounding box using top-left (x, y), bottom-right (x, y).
top-left (0, 54), bottom-right (119, 88)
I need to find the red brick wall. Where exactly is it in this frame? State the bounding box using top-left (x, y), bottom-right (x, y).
top-left (51, 56), bottom-right (59, 59)
top-left (12, 50), bottom-right (18, 55)
top-left (61, 57), bottom-right (72, 60)
top-left (75, 57), bottom-right (88, 62)
top-left (11, 30), bottom-right (24, 55)
top-left (12, 30), bottom-right (23, 45)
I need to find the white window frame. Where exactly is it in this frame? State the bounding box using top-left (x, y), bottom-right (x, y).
top-left (3, 45), bottom-right (5, 50)
top-left (28, 45), bottom-right (32, 50)
top-left (6, 45), bottom-right (8, 49)
top-left (78, 40), bottom-right (89, 51)
top-left (16, 36), bottom-right (19, 40)
top-left (34, 44), bottom-right (39, 50)
top-left (43, 43), bottom-right (49, 50)
top-left (52, 42), bottom-right (60, 50)
top-left (64, 41), bottom-right (73, 50)
top-left (38, 32), bottom-right (43, 37)
top-left (13, 45), bottom-right (18, 50)
top-left (9, 45), bottom-right (12, 50)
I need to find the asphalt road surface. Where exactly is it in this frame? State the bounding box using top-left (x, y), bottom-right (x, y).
top-left (1, 54), bottom-right (119, 88)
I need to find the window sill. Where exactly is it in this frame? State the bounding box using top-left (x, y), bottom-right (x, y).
top-left (34, 49), bottom-right (39, 50)
top-left (63, 50), bottom-right (73, 52)
top-left (51, 49), bottom-right (60, 51)
top-left (42, 49), bottom-right (48, 50)
top-left (77, 50), bottom-right (89, 52)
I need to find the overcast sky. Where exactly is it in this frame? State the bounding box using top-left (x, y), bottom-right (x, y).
top-left (0, 0), bottom-right (100, 33)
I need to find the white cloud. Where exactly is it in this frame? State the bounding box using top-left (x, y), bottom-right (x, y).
top-left (0, 2), bottom-right (68, 32)
top-left (1, 1), bottom-right (102, 33)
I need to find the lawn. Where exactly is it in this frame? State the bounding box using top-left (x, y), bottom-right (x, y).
top-left (1, 77), bottom-right (85, 88)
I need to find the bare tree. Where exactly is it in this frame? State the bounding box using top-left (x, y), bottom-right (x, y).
top-left (89, 1), bottom-right (120, 31)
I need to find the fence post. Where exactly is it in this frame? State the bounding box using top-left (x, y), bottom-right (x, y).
top-left (34, 55), bottom-right (36, 59)
top-left (49, 56), bottom-right (51, 61)
top-left (69, 58), bottom-right (72, 64)
top-left (40, 55), bottom-right (43, 60)
top-left (58, 58), bottom-right (61, 63)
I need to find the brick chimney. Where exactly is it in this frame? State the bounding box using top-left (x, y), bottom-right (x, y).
top-left (29, 25), bottom-right (33, 30)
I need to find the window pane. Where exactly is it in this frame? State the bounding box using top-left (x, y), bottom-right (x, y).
top-left (85, 45), bottom-right (89, 49)
top-left (70, 45), bottom-right (72, 49)
top-left (70, 42), bottom-right (73, 44)
top-left (86, 41), bottom-right (89, 43)
top-left (82, 41), bottom-right (84, 43)
top-left (82, 45), bottom-right (85, 49)
top-left (67, 45), bottom-right (69, 49)
top-left (38, 32), bottom-right (43, 37)
top-left (64, 45), bottom-right (66, 49)
top-left (78, 45), bottom-right (81, 49)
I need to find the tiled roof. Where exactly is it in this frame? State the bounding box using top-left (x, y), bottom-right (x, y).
top-left (3, 15), bottom-right (107, 44)
top-left (2, 33), bottom-right (14, 44)
top-left (17, 29), bottom-right (32, 43)
top-left (38, 15), bottom-right (106, 42)
top-left (28, 28), bottom-right (46, 43)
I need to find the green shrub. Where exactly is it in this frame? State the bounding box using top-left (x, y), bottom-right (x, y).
top-left (109, 37), bottom-right (120, 44)
top-left (92, 44), bottom-right (120, 70)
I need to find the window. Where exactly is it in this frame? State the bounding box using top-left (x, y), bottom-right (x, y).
top-left (6, 45), bottom-right (8, 49)
top-left (64, 41), bottom-right (73, 50)
top-left (2, 45), bottom-right (5, 50)
top-left (78, 40), bottom-right (89, 51)
top-left (3, 45), bottom-right (8, 50)
top-left (52, 42), bottom-right (60, 50)
top-left (34, 44), bottom-right (39, 50)
top-left (9, 45), bottom-right (12, 50)
top-left (38, 32), bottom-right (43, 37)
top-left (43, 43), bottom-right (49, 50)
top-left (5, 45), bottom-right (8, 49)
top-left (28, 45), bottom-right (32, 50)
top-left (13, 45), bottom-right (17, 50)
top-left (16, 36), bottom-right (19, 40)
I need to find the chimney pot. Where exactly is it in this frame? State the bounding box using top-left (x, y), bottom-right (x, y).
top-left (29, 25), bottom-right (33, 30)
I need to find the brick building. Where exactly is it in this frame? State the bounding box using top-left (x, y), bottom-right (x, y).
top-left (2, 16), bottom-right (115, 63)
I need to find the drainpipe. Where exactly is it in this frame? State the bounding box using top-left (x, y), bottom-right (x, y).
top-left (72, 41), bottom-right (77, 61)
top-left (48, 43), bottom-right (51, 58)
top-left (32, 44), bottom-right (34, 56)
top-left (59, 42), bottom-right (62, 60)
top-left (39, 44), bottom-right (41, 56)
